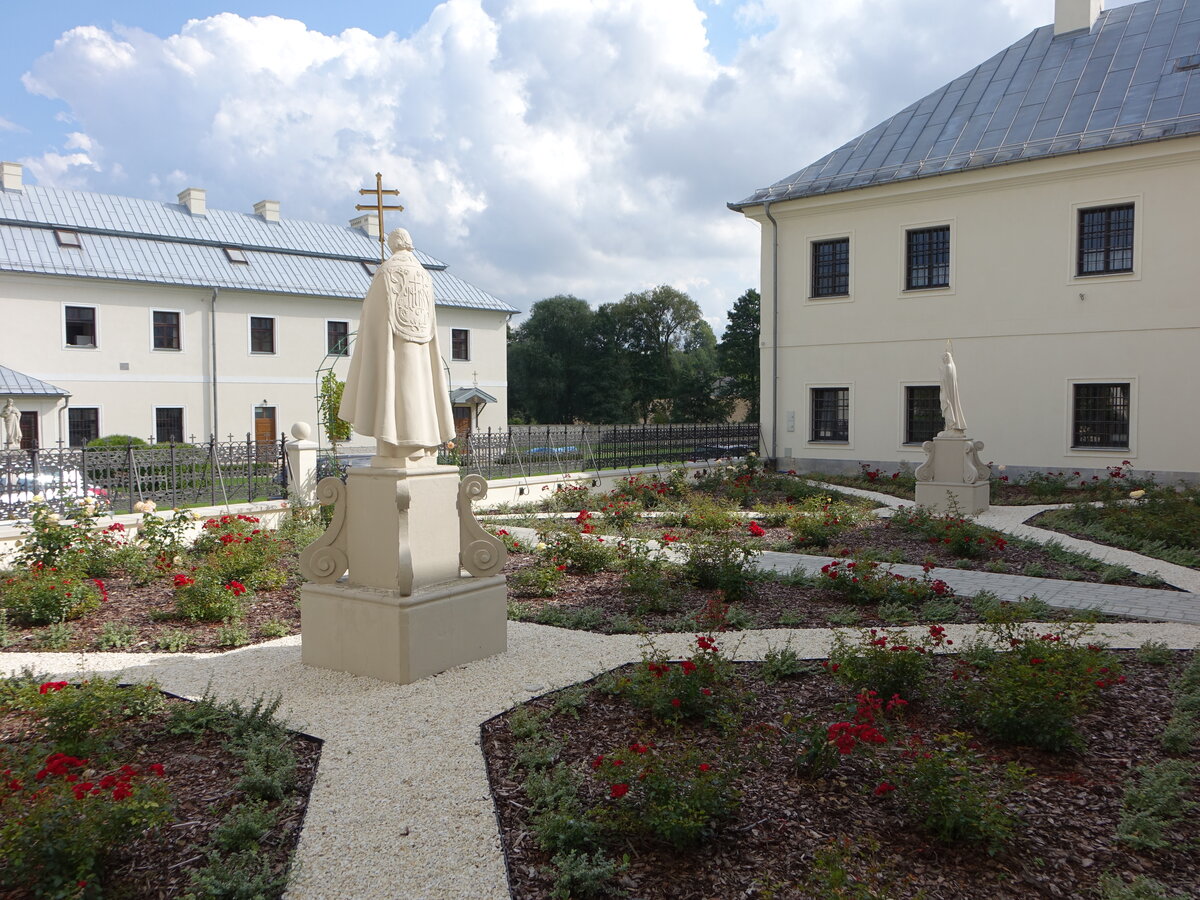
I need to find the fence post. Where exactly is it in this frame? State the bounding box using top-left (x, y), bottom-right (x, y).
top-left (284, 423), bottom-right (319, 506)
top-left (169, 441), bottom-right (177, 510)
top-left (126, 442), bottom-right (135, 513)
top-left (246, 432), bottom-right (253, 504)
top-left (209, 435), bottom-right (217, 507)
top-left (279, 432), bottom-right (289, 498)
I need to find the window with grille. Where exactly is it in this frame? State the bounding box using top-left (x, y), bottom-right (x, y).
top-left (68, 408), bottom-right (99, 447)
top-left (905, 385), bottom-right (944, 443)
top-left (153, 310), bottom-right (181, 350)
top-left (811, 388), bottom-right (849, 442)
top-left (1072, 383), bottom-right (1130, 449)
top-left (452, 328), bottom-right (470, 361)
top-left (1078, 204), bottom-right (1133, 276)
top-left (65, 306), bottom-right (96, 347)
top-left (250, 316), bottom-right (275, 354)
top-left (155, 408), bottom-right (184, 444)
top-left (905, 226), bottom-right (950, 290)
top-left (327, 320), bottom-right (350, 356)
top-left (811, 238), bottom-right (850, 297)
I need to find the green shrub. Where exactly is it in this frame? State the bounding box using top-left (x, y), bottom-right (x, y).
top-left (549, 849), bottom-right (628, 900)
top-left (951, 625), bottom-right (1121, 751)
top-left (216, 620), bottom-right (252, 648)
top-left (86, 434), bottom-right (150, 448)
top-left (615, 635), bottom-right (736, 724)
top-left (14, 497), bottom-right (110, 571)
top-left (1, 564), bottom-right (106, 625)
top-left (590, 743), bottom-right (740, 849)
top-left (1097, 874), bottom-right (1190, 900)
top-left (619, 545), bottom-right (680, 613)
top-left (919, 597), bottom-right (960, 622)
top-left (877, 601), bottom-right (916, 624)
top-left (510, 564), bottom-right (566, 598)
top-left (194, 514), bottom-right (285, 590)
top-left (37, 623), bottom-right (72, 650)
top-left (154, 628), bottom-right (193, 652)
top-left (681, 495), bottom-right (737, 533)
top-left (826, 626), bottom-right (948, 700)
top-left (211, 799), bottom-right (279, 854)
top-left (761, 644), bottom-right (811, 683)
top-left (184, 848), bottom-right (288, 900)
top-left (817, 556), bottom-right (953, 608)
top-left (888, 734), bottom-right (1025, 854)
top-left (544, 529), bottom-right (618, 574)
top-left (0, 751), bottom-right (172, 897)
top-left (895, 506), bottom-right (1008, 558)
top-left (259, 619), bottom-right (290, 640)
top-left (173, 568), bottom-right (251, 622)
top-left (679, 535), bottom-right (757, 602)
top-left (1136, 640), bottom-right (1174, 665)
top-left (96, 622), bottom-right (139, 650)
top-left (1116, 760), bottom-right (1197, 851)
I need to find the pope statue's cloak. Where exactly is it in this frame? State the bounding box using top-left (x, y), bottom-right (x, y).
top-left (339, 230), bottom-right (455, 452)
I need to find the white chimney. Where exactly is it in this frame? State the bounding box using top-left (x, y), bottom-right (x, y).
top-left (178, 187), bottom-right (207, 216)
top-left (1, 161), bottom-right (23, 191)
top-left (350, 212), bottom-right (380, 238)
top-left (1055, 0), bottom-right (1101, 36)
top-left (254, 199), bottom-right (280, 222)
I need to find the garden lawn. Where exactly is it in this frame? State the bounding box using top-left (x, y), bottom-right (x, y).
top-left (483, 644), bottom-right (1200, 900)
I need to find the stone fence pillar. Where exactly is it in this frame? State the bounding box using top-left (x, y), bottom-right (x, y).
top-left (286, 422), bottom-right (319, 506)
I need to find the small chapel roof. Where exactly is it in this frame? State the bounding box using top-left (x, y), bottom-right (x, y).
top-left (0, 364), bottom-right (69, 397)
top-left (731, 0), bottom-right (1200, 209)
top-left (0, 183), bottom-right (518, 314)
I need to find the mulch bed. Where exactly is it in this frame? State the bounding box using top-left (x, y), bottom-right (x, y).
top-left (0, 693), bottom-right (321, 898)
top-left (1026, 510), bottom-right (1200, 573)
top-left (483, 652), bottom-right (1200, 900)
top-left (1, 568), bottom-right (303, 655)
top-left (503, 552), bottom-right (1147, 632)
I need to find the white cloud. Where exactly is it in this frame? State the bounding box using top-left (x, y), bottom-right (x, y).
top-left (0, 116), bottom-right (24, 132)
top-left (17, 0), bottom-right (1084, 328)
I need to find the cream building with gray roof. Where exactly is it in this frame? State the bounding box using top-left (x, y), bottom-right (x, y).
top-left (730, 0), bottom-right (1200, 481)
top-left (0, 164), bottom-right (516, 449)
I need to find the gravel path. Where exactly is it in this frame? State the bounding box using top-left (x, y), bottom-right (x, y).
top-left (4, 618), bottom-right (1200, 899)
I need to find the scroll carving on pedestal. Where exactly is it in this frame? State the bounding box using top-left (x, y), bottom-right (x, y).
top-left (458, 474), bottom-right (507, 577)
top-left (299, 477), bottom-right (350, 583)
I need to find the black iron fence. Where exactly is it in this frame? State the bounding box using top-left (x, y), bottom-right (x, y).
top-left (441, 423), bottom-right (762, 481)
top-left (0, 434), bottom-right (288, 521)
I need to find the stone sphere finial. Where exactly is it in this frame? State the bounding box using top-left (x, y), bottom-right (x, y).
top-left (290, 421), bottom-right (313, 441)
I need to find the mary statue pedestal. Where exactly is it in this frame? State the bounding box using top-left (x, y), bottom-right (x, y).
top-left (297, 228), bottom-right (507, 685)
top-left (913, 344), bottom-right (991, 515)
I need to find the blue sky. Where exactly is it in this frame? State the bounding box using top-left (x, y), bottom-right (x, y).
top-left (0, 0), bottom-right (1138, 330)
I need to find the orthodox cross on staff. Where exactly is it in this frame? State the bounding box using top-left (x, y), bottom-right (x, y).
top-left (356, 172), bottom-right (404, 262)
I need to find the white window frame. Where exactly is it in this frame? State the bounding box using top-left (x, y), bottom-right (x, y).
top-left (806, 230), bottom-right (854, 303)
top-left (248, 315), bottom-right (277, 355)
top-left (898, 218), bottom-right (956, 298)
top-left (1065, 377), bottom-right (1137, 458)
top-left (62, 303), bottom-right (100, 350)
top-left (1068, 195), bottom-right (1142, 285)
top-left (152, 406), bottom-right (187, 444)
top-left (150, 308), bottom-right (184, 352)
top-left (805, 382), bottom-right (854, 448)
top-left (451, 328), bottom-right (471, 362)
top-left (326, 319), bottom-right (351, 357)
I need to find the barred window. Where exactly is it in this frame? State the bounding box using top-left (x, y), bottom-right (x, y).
top-left (155, 408), bottom-right (184, 444)
top-left (1072, 383), bottom-right (1130, 449)
top-left (811, 238), bottom-right (850, 297)
top-left (1078, 204), bottom-right (1133, 276)
top-left (905, 385), bottom-right (944, 443)
top-left (327, 320), bottom-right (350, 356)
top-left (905, 226), bottom-right (950, 290)
top-left (250, 316), bottom-right (275, 354)
top-left (811, 388), bottom-right (849, 442)
top-left (452, 328), bottom-right (470, 361)
top-left (153, 310), bottom-right (180, 350)
top-left (68, 408), bottom-right (99, 447)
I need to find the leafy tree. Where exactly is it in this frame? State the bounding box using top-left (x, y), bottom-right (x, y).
top-left (508, 296), bottom-right (598, 424)
top-left (671, 321), bottom-right (732, 423)
top-left (717, 288), bottom-right (760, 422)
top-left (318, 371), bottom-right (351, 444)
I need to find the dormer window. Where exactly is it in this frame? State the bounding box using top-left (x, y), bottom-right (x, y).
top-left (224, 247), bottom-right (248, 264)
top-left (55, 229), bottom-right (82, 248)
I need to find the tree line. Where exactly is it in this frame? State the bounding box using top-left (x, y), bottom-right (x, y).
top-left (508, 286), bottom-right (759, 425)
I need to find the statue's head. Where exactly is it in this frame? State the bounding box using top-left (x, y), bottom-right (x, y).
top-left (387, 228), bottom-right (414, 254)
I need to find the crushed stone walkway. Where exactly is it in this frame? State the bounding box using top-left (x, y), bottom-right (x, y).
top-left (4, 619), bottom-right (1200, 900)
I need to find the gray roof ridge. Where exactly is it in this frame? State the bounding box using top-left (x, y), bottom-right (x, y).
top-left (731, 0), bottom-right (1200, 209)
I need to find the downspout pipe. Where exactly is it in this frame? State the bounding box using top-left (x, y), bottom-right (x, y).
top-left (210, 288), bottom-right (219, 440)
top-left (763, 200), bottom-right (780, 465)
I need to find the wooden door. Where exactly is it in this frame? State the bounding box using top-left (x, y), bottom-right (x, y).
top-left (19, 411), bottom-right (38, 450)
top-left (453, 405), bottom-right (472, 437)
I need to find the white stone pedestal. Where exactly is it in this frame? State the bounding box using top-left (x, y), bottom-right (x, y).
top-left (298, 462), bottom-right (507, 684)
top-left (914, 433), bottom-right (991, 515)
top-left (300, 576), bottom-right (507, 684)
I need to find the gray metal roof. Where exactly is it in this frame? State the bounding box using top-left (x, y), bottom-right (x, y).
top-left (0, 364), bottom-right (69, 396)
top-left (449, 386), bottom-right (498, 404)
top-left (731, 0), bottom-right (1200, 209)
top-left (0, 184), bottom-right (518, 314)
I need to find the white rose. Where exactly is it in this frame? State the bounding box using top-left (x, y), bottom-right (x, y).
top-left (536, 542), bottom-right (547, 551)
top-left (1129, 489), bottom-right (1146, 500)
top-left (48, 513), bottom-right (61, 522)
top-left (32, 493), bottom-right (44, 503)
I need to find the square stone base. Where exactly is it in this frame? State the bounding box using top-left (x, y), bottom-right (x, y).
top-left (915, 480), bottom-right (991, 515)
top-left (300, 575), bottom-right (507, 684)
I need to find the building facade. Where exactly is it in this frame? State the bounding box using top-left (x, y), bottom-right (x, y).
top-left (730, 0), bottom-right (1200, 482)
top-left (0, 164), bottom-right (516, 449)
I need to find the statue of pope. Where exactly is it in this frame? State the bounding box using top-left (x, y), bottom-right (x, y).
top-left (339, 228), bottom-right (455, 461)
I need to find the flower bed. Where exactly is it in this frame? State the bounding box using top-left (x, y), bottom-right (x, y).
top-left (483, 636), bottom-right (1200, 899)
top-left (0, 674), bottom-right (320, 897)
